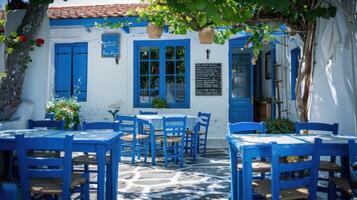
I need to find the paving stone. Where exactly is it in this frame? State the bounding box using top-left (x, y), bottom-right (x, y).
top-left (139, 170), bottom-right (176, 179)
top-left (119, 172), bottom-right (135, 179)
top-left (126, 186), bottom-right (145, 193)
top-left (132, 179), bottom-right (171, 186)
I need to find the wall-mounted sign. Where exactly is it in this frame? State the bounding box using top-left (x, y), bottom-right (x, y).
top-left (102, 33), bottom-right (120, 57)
top-left (195, 63), bottom-right (222, 96)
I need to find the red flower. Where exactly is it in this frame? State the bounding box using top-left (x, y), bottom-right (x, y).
top-left (18, 35), bottom-right (27, 43)
top-left (35, 38), bottom-right (45, 46)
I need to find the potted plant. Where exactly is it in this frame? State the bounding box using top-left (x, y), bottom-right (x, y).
top-left (152, 98), bottom-right (167, 109)
top-left (46, 97), bottom-right (81, 130)
top-left (266, 118), bottom-right (295, 134)
top-left (198, 27), bottom-right (215, 44)
top-left (146, 23), bottom-right (164, 39)
top-left (108, 102), bottom-right (120, 121)
top-left (137, 8), bottom-right (165, 39)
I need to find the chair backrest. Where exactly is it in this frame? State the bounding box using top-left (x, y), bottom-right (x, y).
top-left (15, 133), bottom-right (74, 200)
top-left (117, 115), bottom-right (137, 141)
top-left (45, 112), bottom-right (55, 121)
top-left (269, 138), bottom-right (322, 200)
top-left (0, 183), bottom-right (18, 200)
top-left (82, 121), bottom-right (119, 131)
top-left (198, 112), bottom-right (211, 134)
top-left (163, 117), bottom-right (187, 142)
top-left (295, 122), bottom-right (339, 135)
top-left (228, 122), bottom-right (266, 134)
top-left (28, 119), bottom-right (65, 130)
top-left (139, 110), bottom-right (158, 115)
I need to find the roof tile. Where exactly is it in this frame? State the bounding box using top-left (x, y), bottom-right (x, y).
top-left (47, 3), bottom-right (146, 19)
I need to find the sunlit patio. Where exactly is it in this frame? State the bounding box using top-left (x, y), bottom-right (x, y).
top-left (1, 0), bottom-right (357, 200)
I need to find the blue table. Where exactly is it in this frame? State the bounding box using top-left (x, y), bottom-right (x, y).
top-left (226, 133), bottom-right (357, 200)
top-left (0, 129), bottom-right (122, 200)
top-left (137, 114), bottom-right (201, 165)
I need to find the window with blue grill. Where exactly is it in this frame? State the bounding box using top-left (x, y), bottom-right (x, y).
top-left (291, 47), bottom-right (300, 100)
top-left (134, 39), bottom-right (190, 108)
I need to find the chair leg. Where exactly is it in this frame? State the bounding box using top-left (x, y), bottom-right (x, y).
top-left (203, 137), bottom-right (207, 157)
top-left (131, 145), bottom-right (136, 164)
top-left (185, 136), bottom-right (188, 154)
top-left (164, 145), bottom-right (168, 168)
top-left (328, 178), bottom-right (337, 200)
top-left (144, 139), bottom-right (149, 163)
top-left (179, 143), bottom-right (184, 168)
top-left (83, 164), bottom-right (90, 200)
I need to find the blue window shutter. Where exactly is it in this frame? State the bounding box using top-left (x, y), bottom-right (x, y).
top-left (72, 44), bottom-right (88, 101)
top-left (55, 46), bottom-right (72, 98)
top-left (291, 48), bottom-right (300, 100)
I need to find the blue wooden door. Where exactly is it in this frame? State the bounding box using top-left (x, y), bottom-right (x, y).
top-left (229, 37), bottom-right (254, 123)
top-left (54, 43), bottom-right (87, 101)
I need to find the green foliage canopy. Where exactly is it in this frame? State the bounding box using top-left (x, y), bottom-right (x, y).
top-left (138, 0), bottom-right (336, 58)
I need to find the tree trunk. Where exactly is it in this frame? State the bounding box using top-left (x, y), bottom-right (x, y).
top-left (0, 3), bottom-right (48, 120)
top-left (295, 21), bottom-right (316, 122)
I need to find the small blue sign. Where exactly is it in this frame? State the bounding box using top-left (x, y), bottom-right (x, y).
top-left (102, 33), bottom-right (120, 57)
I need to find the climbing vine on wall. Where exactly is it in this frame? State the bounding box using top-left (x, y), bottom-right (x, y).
top-left (0, 0), bottom-right (53, 120)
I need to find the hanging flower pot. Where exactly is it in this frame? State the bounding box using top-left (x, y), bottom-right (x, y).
top-left (199, 28), bottom-right (215, 44)
top-left (147, 23), bottom-right (163, 39)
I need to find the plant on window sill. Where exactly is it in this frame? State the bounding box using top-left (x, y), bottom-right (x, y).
top-left (46, 97), bottom-right (81, 130)
top-left (152, 98), bottom-right (167, 109)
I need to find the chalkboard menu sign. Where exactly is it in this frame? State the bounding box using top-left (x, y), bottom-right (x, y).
top-left (102, 33), bottom-right (120, 57)
top-left (195, 63), bottom-right (222, 96)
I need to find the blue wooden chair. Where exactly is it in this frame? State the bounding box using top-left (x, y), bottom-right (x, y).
top-left (329, 139), bottom-right (357, 199)
top-left (185, 112), bottom-right (211, 156)
top-left (295, 122), bottom-right (340, 192)
top-left (252, 138), bottom-right (322, 199)
top-left (28, 119), bottom-right (65, 130)
top-left (73, 121), bottom-right (119, 165)
top-left (15, 133), bottom-right (87, 199)
top-left (118, 115), bottom-right (149, 164)
top-left (139, 110), bottom-right (158, 115)
top-left (158, 117), bottom-right (187, 168)
top-left (0, 183), bottom-right (18, 200)
top-left (45, 112), bottom-right (55, 120)
top-left (73, 121), bottom-right (120, 193)
top-left (228, 122), bottom-right (270, 173)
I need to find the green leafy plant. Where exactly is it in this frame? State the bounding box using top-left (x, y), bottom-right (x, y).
top-left (46, 97), bottom-right (81, 129)
top-left (266, 118), bottom-right (295, 134)
top-left (152, 98), bottom-right (167, 109)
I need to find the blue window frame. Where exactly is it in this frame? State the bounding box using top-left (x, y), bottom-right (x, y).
top-left (291, 47), bottom-right (300, 100)
top-left (134, 39), bottom-right (190, 108)
top-left (54, 42), bottom-right (88, 102)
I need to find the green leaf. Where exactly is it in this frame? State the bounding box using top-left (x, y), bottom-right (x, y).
top-left (193, 0), bottom-right (207, 10)
top-left (199, 16), bottom-right (207, 27)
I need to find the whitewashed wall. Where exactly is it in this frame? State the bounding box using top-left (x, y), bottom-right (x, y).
top-left (50, 25), bottom-right (290, 142)
top-left (50, 27), bottom-right (232, 139)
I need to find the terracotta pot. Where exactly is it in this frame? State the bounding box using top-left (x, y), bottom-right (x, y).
top-left (199, 28), bottom-right (215, 44)
top-left (147, 23), bottom-right (163, 39)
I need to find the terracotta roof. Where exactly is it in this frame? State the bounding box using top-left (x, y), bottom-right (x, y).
top-left (48, 4), bottom-right (146, 19)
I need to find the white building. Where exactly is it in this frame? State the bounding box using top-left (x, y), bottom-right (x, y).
top-left (1, 1), bottom-right (357, 141)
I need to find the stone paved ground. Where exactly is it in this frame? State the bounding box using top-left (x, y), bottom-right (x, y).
top-left (88, 148), bottom-right (231, 200)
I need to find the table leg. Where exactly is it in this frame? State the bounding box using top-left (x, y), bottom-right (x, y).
top-left (150, 124), bottom-right (156, 166)
top-left (340, 156), bottom-right (350, 199)
top-left (96, 147), bottom-right (106, 200)
top-left (229, 145), bottom-right (238, 200)
top-left (110, 139), bottom-right (120, 200)
top-left (242, 155), bottom-right (253, 200)
top-left (193, 124), bottom-right (199, 160)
